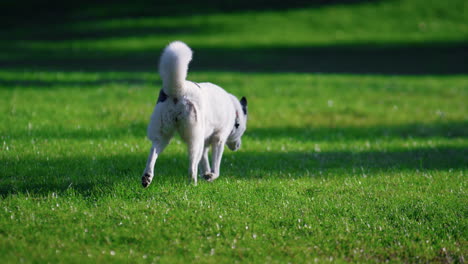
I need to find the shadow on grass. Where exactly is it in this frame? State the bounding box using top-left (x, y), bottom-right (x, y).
top-left (0, 153), bottom-right (154, 197)
top-left (192, 43), bottom-right (468, 75)
top-left (7, 25), bottom-right (204, 42)
top-left (8, 121), bottom-right (467, 141)
top-left (1, 0), bottom-right (465, 75)
top-left (232, 146), bottom-right (467, 177)
top-left (1, 145), bottom-right (465, 197)
top-left (0, 78), bottom-right (152, 89)
top-left (1, 42), bottom-right (466, 75)
top-left (1, 0), bottom-right (381, 27)
top-left (248, 121), bottom-right (468, 142)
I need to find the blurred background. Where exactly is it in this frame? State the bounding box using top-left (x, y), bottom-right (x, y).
top-left (1, 0), bottom-right (467, 74)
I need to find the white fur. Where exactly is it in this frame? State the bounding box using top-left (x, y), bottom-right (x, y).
top-left (142, 41), bottom-right (247, 187)
top-left (159, 41), bottom-right (192, 97)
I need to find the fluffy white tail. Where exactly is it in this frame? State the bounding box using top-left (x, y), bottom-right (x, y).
top-left (159, 41), bottom-right (193, 96)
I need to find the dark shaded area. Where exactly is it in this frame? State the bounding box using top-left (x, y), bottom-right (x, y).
top-left (2, 23), bottom-right (211, 42)
top-left (2, 122), bottom-right (466, 196)
top-left (0, 154), bottom-right (149, 197)
top-left (1, 42), bottom-right (466, 75)
top-left (6, 26), bottom-right (202, 42)
top-left (0, 78), bottom-right (151, 89)
top-left (6, 121), bottom-right (467, 141)
top-left (248, 121), bottom-right (468, 142)
top-left (233, 147), bottom-right (467, 177)
top-left (1, 0), bottom-right (380, 27)
top-left (192, 44), bottom-right (468, 75)
top-left (3, 119), bottom-right (466, 196)
top-left (1, 146), bottom-right (466, 196)
top-left (1, 0), bottom-right (466, 75)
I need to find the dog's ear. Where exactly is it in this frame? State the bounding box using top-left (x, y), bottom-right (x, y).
top-left (240, 97), bottom-right (247, 115)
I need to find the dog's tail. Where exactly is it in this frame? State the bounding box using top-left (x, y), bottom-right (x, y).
top-left (159, 41), bottom-right (193, 96)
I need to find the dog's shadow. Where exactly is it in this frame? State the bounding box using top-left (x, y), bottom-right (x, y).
top-left (2, 144), bottom-right (465, 197)
top-left (227, 146), bottom-right (466, 179)
top-left (2, 121), bottom-right (466, 197)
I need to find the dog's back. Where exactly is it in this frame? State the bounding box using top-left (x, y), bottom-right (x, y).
top-left (197, 82), bottom-right (238, 141)
top-left (152, 42), bottom-right (239, 143)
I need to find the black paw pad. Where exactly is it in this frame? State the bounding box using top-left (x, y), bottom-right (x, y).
top-left (203, 173), bottom-right (215, 182)
top-left (142, 173), bottom-right (152, 188)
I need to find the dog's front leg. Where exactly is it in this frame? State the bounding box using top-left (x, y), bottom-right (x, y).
top-left (199, 146), bottom-right (211, 176)
top-left (142, 139), bottom-right (169, 188)
top-left (204, 141), bottom-right (224, 182)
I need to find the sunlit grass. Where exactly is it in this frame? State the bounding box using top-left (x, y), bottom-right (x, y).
top-left (1, 70), bottom-right (467, 262)
top-left (1, 0), bottom-right (467, 262)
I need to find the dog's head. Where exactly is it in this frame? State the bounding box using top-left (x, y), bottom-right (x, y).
top-left (227, 97), bottom-right (248, 151)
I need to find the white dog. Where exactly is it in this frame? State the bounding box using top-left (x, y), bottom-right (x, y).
top-left (142, 41), bottom-right (248, 187)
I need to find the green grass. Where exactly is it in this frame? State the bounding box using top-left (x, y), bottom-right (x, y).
top-left (1, 0), bottom-right (467, 263)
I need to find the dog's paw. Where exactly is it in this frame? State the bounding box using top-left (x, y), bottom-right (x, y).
top-left (142, 173), bottom-right (152, 188)
top-left (203, 172), bottom-right (218, 182)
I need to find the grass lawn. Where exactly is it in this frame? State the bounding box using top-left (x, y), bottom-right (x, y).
top-left (1, 0), bottom-right (467, 263)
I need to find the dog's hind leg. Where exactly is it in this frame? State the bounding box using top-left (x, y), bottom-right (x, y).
top-left (142, 137), bottom-right (170, 188)
top-left (204, 140), bottom-right (224, 182)
top-left (186, 128), bottom-right (204, 186)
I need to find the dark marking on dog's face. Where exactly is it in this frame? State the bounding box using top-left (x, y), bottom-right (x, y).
top-left (157, 89), bottom-right (167, 103)
top-left (240, 97), bottom-right (247, 115)
top-left (173, 98), bottom-right (178, 104)
top-left (227, 140), bottom-right (241, 151)
top-left (227, 102), bottom-right (248, 151)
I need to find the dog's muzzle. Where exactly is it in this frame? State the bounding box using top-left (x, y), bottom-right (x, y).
top-left (227, 141), bottom-right (241, 151)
